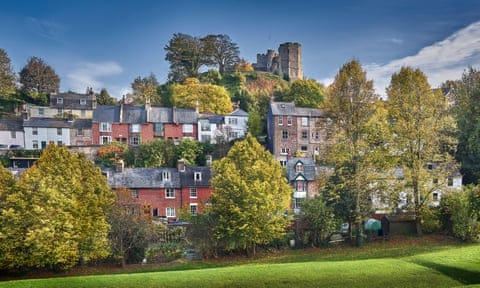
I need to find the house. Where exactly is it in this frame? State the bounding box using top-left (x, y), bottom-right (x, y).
top-left (0, 119), bottom-right (24, 149)
top-left (147, 106), bottom-right (198, 144)
top-left (23, 117), bottom-right (73, 149)
top-left (106, 162), bottom-right (213, 221)
top-left (267, 101), bottom-right (330, 166)
top-left (223, 108), bottom-right (249, 142)
top-left (92, 104), bottom-right (154, 146)
top-left (70, 118), bottom-right (93, 146)
top-left (198, 114), bottom-right (224, 144)
top-left (49, 88), bottom-right (96, 119)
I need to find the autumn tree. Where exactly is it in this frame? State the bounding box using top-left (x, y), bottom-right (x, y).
top-left (387, 66), bottom-right (452, 235)
top-left (135, 139), bottom-right (176, 168)
top-left (172, 78), bottom-right (233, 114)
top-left (96, 88), bottom-right (118, 105)
top-left (280, 79), bottom-right (325, 108)
top-left (165, 33), bottom-right (212, 82)
top-left (19, 56), bottom-right (60, 95)
top-left (0, 145), bottom-right (114, 271)
top-left (0, 49), bottom-right (16, 100)
top-left (202, 34), bottom-right (240, 73)
top-left (209, 134), bottom-right (292, 256)
top-left (299, 195), bottom-right (338, 247)
top-left (131, 73), bottom-right (160, 105)
top-left (325, 60), bottom-right (392, 246)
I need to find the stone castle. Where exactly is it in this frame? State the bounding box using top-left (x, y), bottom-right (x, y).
top-left (253, 42), bottom-right (303, 81)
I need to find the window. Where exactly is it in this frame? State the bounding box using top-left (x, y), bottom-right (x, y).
top-left (296, 163), bottom-right (303, 173)
top-left (279, 160), bottom-right (287, 167)
top-left (194, 172), bottom-right (202, 181)
top-left (39, 108), bottom-right (44, 115)
top-left (301, 146), bottom-right (308, 152)
top-left (165, 188), bottom-right (175, 198)
top-left (41, 141), bottom-right (47, 149)
top-left (228, 118), bottom-right (238, 125)
top-left (131, 124), bottom-right (140, 133)
top-left (447, 177), bottom-right (453, 187)
top-left (131, 189), bottom-right (138, 198)
top-left (296, 180), bottom-right (306, 192)
top-left (282, 131), bottom-right (288, 140)
top-left (57, 128), bottom-right (62, 136)
top-left (100, 136), bottom-right (111, 144)
top-left (32, 140), bottom-right (38, 149)
top-left (301, 131), bottom-right (308, 140)
top-left (190, 187), bottom-right (197, 198)
top-left (81, 110), bottom-right (86, 117)
top-left (278, 116), bottom-right (283, 126)
top-left (152, 208), bottom-right (158, 217)
top-left (287, 116), bottom-right (292, 126)
top-left (313, 131), bottom-right (320, 139)
top-left (432, 192), bottom-right (439, 201)
top-left (183, 124), bottom-right (193, 133)
top-left (162, 171), bottom-right (171, 181)
top-left (57, 108), bottom-right (63, 115)
top-left (229, 131), bottom-right (239, 139)
top-left (32, 127), bottom-right (38, 135)
top-left (166, 207), bottom-right (175, 218)
top-left (200, 119), bottom-right (210, 131)
top-left (201, 135), bottom-right (211, 142)
top-left (130, 136), bottom-right (140, 146)
top-left (80, 99), bottom-right (86, 105)
top-left (190, 204), bottom-right (198, 216)
top-left (10, 131), bottom-right (16, 139)
top-left (154, 123), bottom-right (164, 132)
top-left (301, 117), bottom-right (308, 126)
top-left (280, 147), bottom-right (289, 155)
top-left (427, 163), bottom-right (433, 170)
top-left (57, 98), bottom-right (63, 104)
top-left (57, 141), bottom-right (62, 146)
top-left (100, 122), bottom-right (111, 132)
top-left (77, 128), bottom-right (83, 136)
top-left (77, 141), bottom-right (84, 146)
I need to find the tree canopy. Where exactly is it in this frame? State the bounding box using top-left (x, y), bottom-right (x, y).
top-left (209, 134), bottom-right (292, 256)
top-left (202, 34), bottom-right (240, 73)
top-left (96, 88), bottom-right (118, 105)
top-left (0, 49), bottom-right (16, 99)
top-left (131, 74), bottom-right (160, 105)
top-left (19, 56), bottom-right (60, 94)
top-left (280, 79), bottom-right (325, 108)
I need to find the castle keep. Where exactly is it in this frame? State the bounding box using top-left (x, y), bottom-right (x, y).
top-left (253, 42), bottom-right (303, 81)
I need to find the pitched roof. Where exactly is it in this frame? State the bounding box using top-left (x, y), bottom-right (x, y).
top-left (0, 120), bottom-right (23, 131)
top-left (71, 119), bottom-right (92, 129)
top-left (286, 157), bottom-right (317, 181)
top-left (229, 108), bottom-right (249, 117)
top-left (23, 117), bottom-right (72, 128)
top-left (107, 167), bottom-right (181, 189)
top-left (269, 101), bottom-right (326, 117)
top-left (149, 107), bottom-right (198, 124)
top-left (50, 92), bottom-right (96, 109)
top-left (93, 105), bottom-right (120, 122)
top-left (122, 105), bottom-right (146, 124)
top-left (180, 166), bottom-right (211, 187)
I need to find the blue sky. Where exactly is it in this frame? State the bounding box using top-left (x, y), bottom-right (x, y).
top-left (1, 0), bottom-right (480, 98)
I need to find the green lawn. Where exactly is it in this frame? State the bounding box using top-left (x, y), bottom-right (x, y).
top-left (1, 240), bottom-right (480, 288)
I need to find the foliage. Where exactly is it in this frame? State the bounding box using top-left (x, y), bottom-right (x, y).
top-left (387, 66), bottom-right (455, 235)
top-left (131, 74), bottom-right (160, 105)
top-left (19, 56), bottom-right (60, 94)
top-left (246, 108), bottom-right (263, 138)
top-left (175, 138), bottom-right (203, 166)
top-left (325, 60), bottom-right (391, 246)
top-left (279, 79), bottom-right (325, 108)
top-left (209, 134), bottom-right (292, 256)
top-left (165, 33), bottom-right (212, 83)
top-left (453, 68), bottom-right (480, 184)
top-left (172, 80), bottom-right (232, 114)
top-left (135, 139), bottom-right (176, 168)
top-left (95, 142), bottom-right (129, 168)
top-left (299, 195), bottom-right (339, 247)
top-left (235, 59), bottom-right (254, 72)
top-left (145, 227), bottom-right (186, 263)
top-left (0, 145), bottom-right (114, 271)
top-left (157, 83), bottom-right (175, 107)
top-left (202, 34), bottom-right (240, 73)
top-left (0, 49), bottom-right (16, 100)
top-left (96, 88), bottom-right (118, 105)
top-left (439, 185), bottom-right (480, 241)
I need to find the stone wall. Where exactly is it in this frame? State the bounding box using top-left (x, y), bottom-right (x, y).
top-left (253, 42), bottom-right (303, 81)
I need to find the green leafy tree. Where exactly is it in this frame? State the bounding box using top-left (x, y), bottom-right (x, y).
top-left (202, 34), bottom-right (240, 73)
top-left (299, 195), bottom-right (339, 247)
top-left (96, 88), bottom-right (117, 105)
top-left (19, 56), bottom-right (60, 94)
top-left (0, 49), bottom-right (16, 100)
top-left (387, 66), bottom-right (452, 235)
top-left (0, 145), bottom-right (114, 271)
top-left (136, 139), bottom-right (176, 168)
top-left (326, 60), bottom-right (391, 246)
top-left (157, 83), bottom-right (175, 107)
top-left (175, 138), bottom-right (203, 166)
top-left (280, 79), bottom-right (325, 108)
top-left (172, 78), bottom-right (233, 114)
top-left (131, 73), bottom-right (160, 105)
top-left (165, 33), bottom-right (212, 82)
top-left (246, 108), bottom-right (263, 138)
top-left (454, 68), bottom-right (480, 184)
top-left (209, 134), bottom-right (292, 256)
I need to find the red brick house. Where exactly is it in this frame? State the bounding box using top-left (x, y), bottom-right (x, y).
top-left (147, 107), bottom-right (198, 144)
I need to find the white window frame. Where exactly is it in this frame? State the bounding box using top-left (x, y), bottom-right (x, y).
top-left (194, 172), bottom-right (202, 181)
top-left (131, 189), bottom-right (138, 199)
top-left (301, 117), bottom-right (308, 126)
top-left (32, 140), bottom-right (38, 149)
top-left (166, 207), bottom-right (175, 218)
top-left (131, 124), bottom-right (140, 133)
top-left (278, 116), bottom-right (283, 126)
top-left (165, 188), bottom-right (175, 198)
top-left (162, 171), bottom-right (171, 181)
top-left (100, 122), bottom-right (111, 132)
top-left (287, 116), bottom-right (292, 126)
top-left (32, 127), bottom-right (38, 135)
top-left (100, 136), bottom-right (111, 145)
top-left (80, 98), bottom-right (86, 105)
top-left (38, 108), bottom-right (44, 115)
top-left (183, 124), bottom-right (193, 133)
top-left (57, 98), bottom-right (63, 104)
top-left (190, 204), bottom-right (198, 216)
top-left (130, 136), bottom-right (140, 146)
top-left (190, 187), bottom-right (197, 198)
top-left (57, 128), bottom-right (62, 136)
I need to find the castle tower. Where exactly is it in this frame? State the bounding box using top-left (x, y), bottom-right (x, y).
top-left (278, 42), bottom-right (303, 81)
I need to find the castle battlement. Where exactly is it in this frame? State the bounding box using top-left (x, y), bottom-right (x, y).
top-left (253, 42), bottom-right (303, 81)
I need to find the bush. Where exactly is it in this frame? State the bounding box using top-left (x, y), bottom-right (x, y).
top-left (420, 205), bottom-right (442, 234)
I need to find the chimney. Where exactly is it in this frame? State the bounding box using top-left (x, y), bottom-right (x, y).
top-left (120, 96), bottom-right (125, 123)
top-left (115, 160), bottom-right (124, 173)
top-left (177, 158), bottom-right (186, 172)
top-left (145, 98), bottom-right (151, 122)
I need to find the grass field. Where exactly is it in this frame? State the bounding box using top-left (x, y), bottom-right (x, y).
top-left (1, 236), bottom-right (479, 288)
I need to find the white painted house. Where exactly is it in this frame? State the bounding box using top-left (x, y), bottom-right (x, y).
top-left (23, 118), bottom-right (72, 149)
top-left (0, 120), bottom-right (24, 148)
top-left (223, 108), bottom-right (249, 142)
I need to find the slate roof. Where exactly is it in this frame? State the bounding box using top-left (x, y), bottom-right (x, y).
top-left (23, 117), bottom-right (73, 128)
top-left (122, 105), bottom-right (146, 124)
top-left (149, 107), bottom-right (198, 124)
top-left (0, 120), bottom-right (23, 131)
top-left (180, 166), bottom-right (212, 187)
top-left (270, 102), bottom-right (326, 117)
top-left (93, 105), bottom-right (120, 122)
top-left (229, 108), bottom-right (248, 117)
top-left (71, 119), bottom-right (92, 129)
top-left (199, 114), bottom-right (224, 125)
top-left (286, 157), bottom-right (317, 181)
top-left (107, 167), bottom-right (181, 189)
top-left (50, 92), bottom-right (96, 109)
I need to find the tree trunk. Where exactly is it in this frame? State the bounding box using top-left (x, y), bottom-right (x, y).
top-left (355, 222), bottom-right (363, 247)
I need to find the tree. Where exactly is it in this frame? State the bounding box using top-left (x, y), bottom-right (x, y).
top-left (135, 139), bottom-right (176, 168)
top-left (246, 108), bottom-right (263, 138)
top-left (96, 88), bottom-right (118, 105)
top-left (202, 34), bottom-right (240, 73)
top-left (454, 68), bottom-right (480, 184)
top-left (172, 78), bottom-right (233, 114)
top-left (175, 138), bottom-right (203, 166)
top-left (165, 33), bottom-right (211, 82)
top-left (209, 134), bottom-right (292, 256)
top-left (280, 79), bottom-right (325, 108)
top-left (325, 60), bottom-right (391, 246)
top-left (387, 66), bottom-right (451, 235)
top-left (299, 195), bottom-right (338, 247)
top-left (0, 145), bottom-right (114, 271)
top-left (131, 74), bottom-right (160, 105)
top-left (19, 56), bottom-right (60, 94)
top-left (0, 49), bottom-right (16, 100)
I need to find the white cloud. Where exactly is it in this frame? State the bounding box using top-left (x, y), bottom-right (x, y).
top-left (66, 61), bottom-right (123, 95)
top-left (366, 21), bottom-right (480, 97)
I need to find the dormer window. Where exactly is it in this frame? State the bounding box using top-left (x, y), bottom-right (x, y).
top-left (80, 99), bottom-right (86, 105)
top-left (194, 172), bottom-right (202, 181)
top-left (162, 171), bottom-right (171, 181)
top-left (296, 162), bottom-right (303, 173)
top-left (57, 98), bottom-right (63, 104)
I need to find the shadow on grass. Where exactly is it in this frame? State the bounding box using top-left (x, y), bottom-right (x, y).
top-left (411, 260), bottom-right (480, 285)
